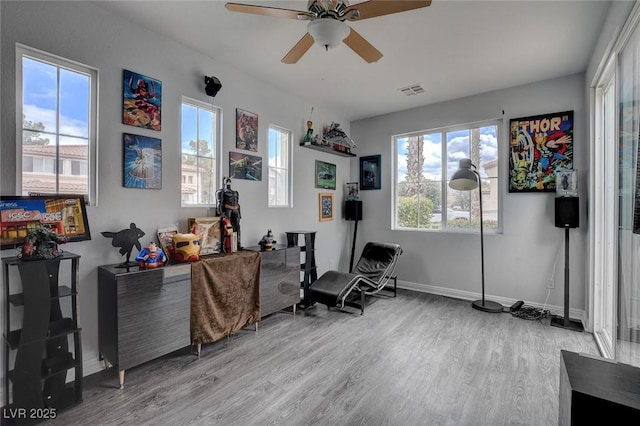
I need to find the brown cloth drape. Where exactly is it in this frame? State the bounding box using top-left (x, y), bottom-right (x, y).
top-left (190, 251), bottom-right (261, 344)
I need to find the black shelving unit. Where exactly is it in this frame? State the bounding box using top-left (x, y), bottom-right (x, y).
top-left (2, 252), bottom-right (83, 422)
top-left (286, 231), bottom-right (317, 308)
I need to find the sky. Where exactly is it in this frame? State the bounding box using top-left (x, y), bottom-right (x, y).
top-left (181, 103), bottom-right (215, 156)
top-left (23, 57), bottom-right (90, 144)
top-left (396, 125), bottom-right (498, 182)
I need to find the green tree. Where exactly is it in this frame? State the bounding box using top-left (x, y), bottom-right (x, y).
top-left (183, 139), bottom-right (215, 204)
top-left (397, 196), bottom-right (433, 229)
top-left (22, 114), bottom-right (50, 145)
top-left (397, 135), bottom-right (441, 227)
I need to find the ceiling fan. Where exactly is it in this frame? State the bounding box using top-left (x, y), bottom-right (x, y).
top-left (225, 1), bottom-right (432, 64)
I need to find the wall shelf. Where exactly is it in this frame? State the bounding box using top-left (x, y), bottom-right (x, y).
top-left (300, 143), bottom-right (356, 157)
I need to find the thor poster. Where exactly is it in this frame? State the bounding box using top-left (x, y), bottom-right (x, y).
top-left (509, 110), bottom-right (573, 192)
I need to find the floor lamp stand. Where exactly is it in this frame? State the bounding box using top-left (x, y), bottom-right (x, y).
top-left (550, 227), bottom-right (584, 332)
top-left (349, 218), bottom-right (358, 273)
top-left (471, 172), bottom-right (503, 313)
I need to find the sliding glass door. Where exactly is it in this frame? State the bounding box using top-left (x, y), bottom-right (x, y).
top-left (592, 58), bottom-right (617, 358)
top-left (617, 24), bottom-right (640, 366)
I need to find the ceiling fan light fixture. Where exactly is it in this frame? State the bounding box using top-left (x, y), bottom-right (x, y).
top-left (307, 19), bottom-right (350, 50)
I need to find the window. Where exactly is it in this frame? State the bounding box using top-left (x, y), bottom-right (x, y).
top-left (393, 120), bottom-right (500, 232)
top-left (181, 97), bottom-right (221, 206)
top-left (268, 125), bottom-right (292, 207)
top-left (17, 45), bottom-right (97, 203)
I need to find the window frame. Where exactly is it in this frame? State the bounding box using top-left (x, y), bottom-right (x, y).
top-left (16, 44), bottom-right (98, 205)
top-left (180, 96), bottom-right (222, 207)
top-left (392, 119), bottom-right (501, 234)
top-left (267, 124), bottom-right (293, 208)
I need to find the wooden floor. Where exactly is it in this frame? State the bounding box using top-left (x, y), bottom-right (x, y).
top-left (45, 290), bottom-right (597, 426)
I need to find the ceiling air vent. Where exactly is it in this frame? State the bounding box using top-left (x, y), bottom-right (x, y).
top-left (398, 84), bottom-right (425, 96)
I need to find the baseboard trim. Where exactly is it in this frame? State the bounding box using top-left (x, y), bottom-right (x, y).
top-left (397, 279), bottom-right (588, 330)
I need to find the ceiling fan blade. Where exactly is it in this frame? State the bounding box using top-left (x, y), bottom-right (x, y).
top-left (344, 0), bottom-right (431, 20)
top-left (282, 33), bottom-right (315, 64)
top-left (343, 27), bottom-right (383, 63)
top-left (225, 2), bottom-right (310, 20)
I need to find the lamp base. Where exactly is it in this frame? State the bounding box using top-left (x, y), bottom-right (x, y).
top-left (471, 299), bottom-right (503, 313)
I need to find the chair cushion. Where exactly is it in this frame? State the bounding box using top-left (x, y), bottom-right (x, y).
top-left (308, 270), bottom-right (360, 307)
top-left (353, 242), bottom-right (401, 281)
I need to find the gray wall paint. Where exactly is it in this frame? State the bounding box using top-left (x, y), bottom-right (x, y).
top-left (350, 74), bottom-right (588, 312)
top-left (0, 1), bottom-right (351, 377)
top-left (0, 0), bottom-right (631, 390)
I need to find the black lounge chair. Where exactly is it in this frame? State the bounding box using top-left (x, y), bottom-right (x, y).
top-left (308, 242), bottom-right (403, 315)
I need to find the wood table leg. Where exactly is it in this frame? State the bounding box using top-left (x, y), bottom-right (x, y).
top-left (293, 304), bottom-right (296, 315)
top-left (118, 370), bottom-right (125, 390)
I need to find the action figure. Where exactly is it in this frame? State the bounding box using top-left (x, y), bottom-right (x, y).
top-left (303, 120), bottom-right (314, 143)
top-left (216, 177), bottom-right (241, 251)
top-left (135, 241), bottom-right (167, 269)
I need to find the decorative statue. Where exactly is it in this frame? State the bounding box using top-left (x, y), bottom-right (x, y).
top-left (258, 229), bottom-right (276, 252)
top-left (19, 227), bottom-right (67, 260)
top-left (303, 120), bottom-right (314, 143)
top-left (101, 222), bottom-right (145, 267)
top-left (135, 241), bottom-right (167, 269)
top-left (216, 177), bottom-right (241, 251)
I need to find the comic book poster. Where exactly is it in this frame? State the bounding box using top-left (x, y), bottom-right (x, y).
top-left (508, 111), bottom-right (573, 192)
top-left (229, 151), bottom-right (262, 181)
top-left (123, 69), bottom-right (162, 131)
top-left (123, 133), bottom-right (162, 189)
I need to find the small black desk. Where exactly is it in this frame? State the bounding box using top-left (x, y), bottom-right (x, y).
top-left (559, 350), bottom-right (640, 425)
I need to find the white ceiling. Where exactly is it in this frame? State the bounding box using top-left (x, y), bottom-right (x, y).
top-left (91, 0), bottom-right (612, 122)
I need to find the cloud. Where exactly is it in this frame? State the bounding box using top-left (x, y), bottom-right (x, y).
top-left (396, 125), bottom-right (498, 181)
top-left (23, 104), bottom-right (88, 140)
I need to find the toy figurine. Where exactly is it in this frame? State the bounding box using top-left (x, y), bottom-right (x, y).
top-left (18, 227), bottom-right (67, 260)
top-left (258, 229), bottom-right (276, 252)
top-left (135, 241), bottom-right (167, 269)
top-left (216, 177), bottom-right (241, 251)
top-left (303, 120), bottom-right (314, 143)
top-left (222, 217), bottom-right (234, 253)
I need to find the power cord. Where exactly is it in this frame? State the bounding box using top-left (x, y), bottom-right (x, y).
top-left (511, 305), bottom-right (550, 321)
top-left (509, 300), bottom-right (550, 321)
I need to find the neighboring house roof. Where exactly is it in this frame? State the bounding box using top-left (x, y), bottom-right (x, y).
top-left (22, 144), bottom-right (88, 159)
top-left (22, 177), bottom-right (87, 193)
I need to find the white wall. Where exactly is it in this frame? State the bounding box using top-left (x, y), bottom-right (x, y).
top-left (0, 0), bottom-right (352, 383)
top-left (350, 74), bottom-right (588, 315)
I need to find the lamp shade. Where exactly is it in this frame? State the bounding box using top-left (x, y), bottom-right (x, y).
top-left (307, 19), bottom-right (350, 50)
top-left (449, 159), bottom-right (479, 191)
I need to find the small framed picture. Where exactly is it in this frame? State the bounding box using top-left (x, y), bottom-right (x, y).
top-left (229, 151), bottom-right (262, 181)
top-left (319, 193), bottom-right (334, 221)
top-left (345, 182), bottom-right (359, 200)
top-left (360, 155), bottom-right (381, 190)
top-left (556, 169), bottom-right (577, 196)
top-left (188, 217), bottom-right (222, 254)
top-left (236, 108), bottom-right (258, 152)
top-left (315, 160), bottom-right (336, 190)
top-left (123, 69), bottom-right (162, 131)
top-left (123, 133), bottom-right (162, 189)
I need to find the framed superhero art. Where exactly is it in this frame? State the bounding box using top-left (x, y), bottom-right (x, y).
top-left (508, 111), bottom-right (573, 192)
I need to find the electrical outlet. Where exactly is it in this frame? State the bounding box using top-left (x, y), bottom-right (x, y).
top-left (546, 278), bottom-right (555, 289)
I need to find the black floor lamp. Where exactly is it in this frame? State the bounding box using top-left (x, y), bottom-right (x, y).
top-left (449, 159), bottom-right (503, 313)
